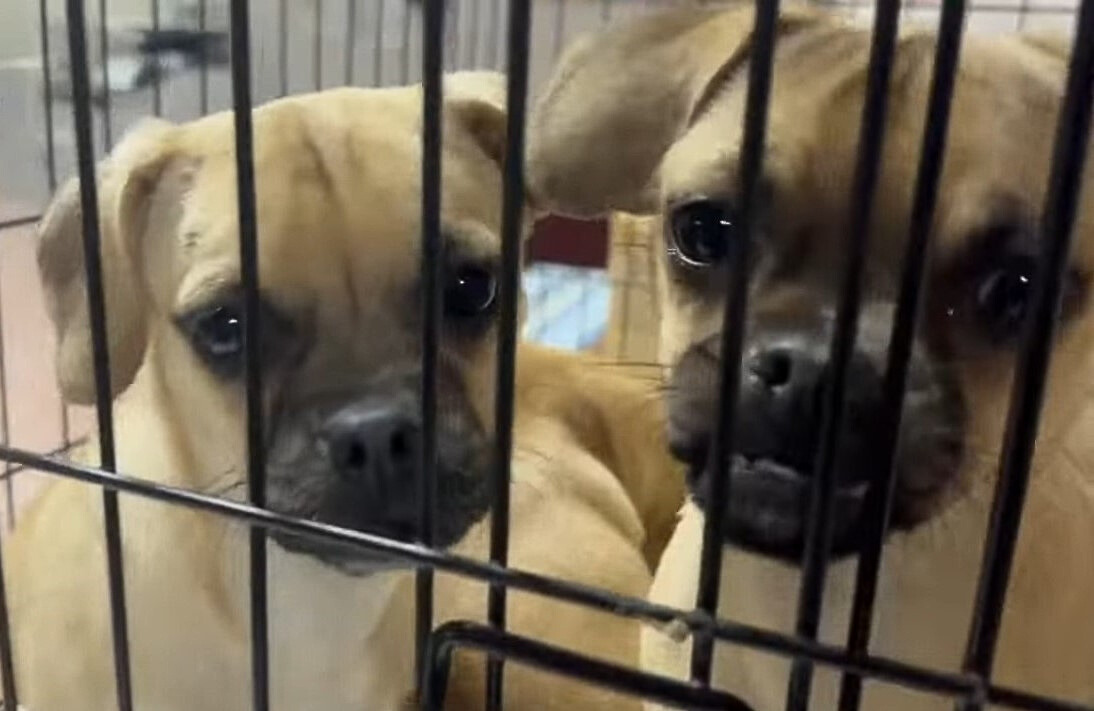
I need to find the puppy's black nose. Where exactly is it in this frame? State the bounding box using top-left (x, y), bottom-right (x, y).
top-left (736, 341), bottom-right (883, 482)
top-left (323, 405), bottom-right (419, 483)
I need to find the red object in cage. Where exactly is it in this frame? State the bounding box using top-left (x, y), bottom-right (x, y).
top-left (526, 215), bottom-right (609, 268)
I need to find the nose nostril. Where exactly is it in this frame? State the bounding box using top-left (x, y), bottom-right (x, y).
top-left (389, 429), bottom-right (411, 460)
top-left (344, 441), bottom-right (368, 471)
top-left (752, 349), bottom-right (793, 388)
top-left (768, 351), bottom-right (792, 386)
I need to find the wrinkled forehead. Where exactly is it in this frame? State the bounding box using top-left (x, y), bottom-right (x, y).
top-left (921, 42), bottom-right (1094, 275)
top-left (658, 24), bottom-right (876, 205)
top-left (166, 92), bottom-right (504, 314)
top-left (660, 31), bottom-right (1094, 276)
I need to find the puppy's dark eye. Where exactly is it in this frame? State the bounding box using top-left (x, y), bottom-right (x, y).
top-left (974, 256), bottom-right (1038, 341)
top-left (444, 265), bottom-right (497, 319)
top-left (189, 304), bottom-right (245, 365)
top-left (669, 200), bottom-right (738, 267)
top-left (177, 293), bottom-right (294, 378)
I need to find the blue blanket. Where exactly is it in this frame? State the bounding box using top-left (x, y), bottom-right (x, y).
top-left (522, 263), bottom-right (611, 351)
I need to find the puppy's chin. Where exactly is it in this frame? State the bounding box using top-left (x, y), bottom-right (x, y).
top-left (689, 456), bottom-right (870, 563)
top-left (688, 452), bottom-right (967, 563)
top-left (264, 458), bottom-right (492, 575)
top-left (271, 532), bottom-right (414, 577)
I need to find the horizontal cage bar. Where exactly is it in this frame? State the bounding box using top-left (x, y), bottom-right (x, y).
top-left (422, 622), bottom-right (753, 711)
top-left (4, 1), bottom-right (1091, 710)
top-left (4, 447), bottom-right (1089, 711)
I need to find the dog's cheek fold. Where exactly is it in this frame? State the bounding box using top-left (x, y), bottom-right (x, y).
top-left (892, 344), bottom-right (968, 526)
top-left (433, 401), bottom-right (494, 547)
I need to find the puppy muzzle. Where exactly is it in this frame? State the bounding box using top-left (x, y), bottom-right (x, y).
top-left (667, 306), bottom-right (965, 562)
top-left (265, 383), bottom-right (492, 575)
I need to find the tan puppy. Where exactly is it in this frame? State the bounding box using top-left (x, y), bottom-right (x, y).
top-left (528, 7), bottom-right (1094, 709)
top-left (6, 73), bottom-right (682, 710)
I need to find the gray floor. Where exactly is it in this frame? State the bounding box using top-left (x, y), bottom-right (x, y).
top-left (1, 0), bottom-right (1079, 220)
top-left (0, 0), bottom-right (653, 219)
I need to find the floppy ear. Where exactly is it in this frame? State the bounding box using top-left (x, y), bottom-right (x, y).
top-left (445, 71), bottom-right (508, 169)
top-left (37, 118), bottom-right (178, 404)
top-left (526, 6), bottom-right (822, 218)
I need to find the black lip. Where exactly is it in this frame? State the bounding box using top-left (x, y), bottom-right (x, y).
top-left (271, 529), bottom-right (415, 576)
top-left (690, 455), bottom-right (869, 562)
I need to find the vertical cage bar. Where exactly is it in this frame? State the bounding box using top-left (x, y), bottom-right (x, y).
top-left (416, 0), bottom-right (445, 689)
top-left (959, 0), bottom-right (1094, 705)
top-left (65, 0), bottom-right (133, 707)
top-left (0, 383), bottom-right (10, 529)
top-left (345, 0), bottom-right (357, 85)
top-left (401, 0), bottom-right (413, 84)
top-left (486, 0), bottom-right (501, 70)
top-left (0, 268), bottom-right (15, 528)
top-left (467, 0), bottom-right (481, 68)
top-left (228, 1), bottom-right (270, 709)
top-left (38, 0), bottom-right (59, 194)
top-left (837, 3), bottom-right (966, 709)
top-left (784, 0), bottom-right (902, 708)
top-left (689, 0), bottom-right (780, 685)
top-left (151, 0), bottom-right (163, 116)
top-left (496, 0), bottom-right (507, 69)
top-left (98, 0), bottom-right (114, 148)
top-left (448, 0), bottom-right (461, 69)
top-left (0, 525), bottom-right (17, 707)
top-left (0, 237), bottom-right (17, 704)
top-left (552, 0), bottom-right (566, 59)
top-left (36, 0), bottom-right (65, 503)
top-left (484, 0), bottom-right (532, 705)
top-left (315, 0), bottom-right (324, 90)
top-left (1016, 0), bottom-right (1032, 30)
top-left (373, 0), bottom-right (386, 86)
top-left (198, 0), bottom-right (210, 116)
top-left (278, 0), bottom-right (289, 96)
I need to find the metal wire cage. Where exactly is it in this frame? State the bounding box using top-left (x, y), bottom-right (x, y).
top-left (0, 0), bottom-right (1092, 710)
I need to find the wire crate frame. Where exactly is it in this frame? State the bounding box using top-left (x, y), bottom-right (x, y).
top-left (0, 0), bottom-right (1092, 710)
